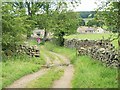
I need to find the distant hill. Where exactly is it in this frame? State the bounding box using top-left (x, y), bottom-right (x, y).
top-left (79, 11), bottom-right (96, 18)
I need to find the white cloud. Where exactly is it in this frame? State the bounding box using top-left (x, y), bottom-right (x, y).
top-left (73, 0), bottom-right (98, 11)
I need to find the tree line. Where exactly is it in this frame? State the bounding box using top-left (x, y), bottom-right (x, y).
top-left (2, 1), bottom-right (80, 56)
top-left (2, 1), bottom-right (120, 56)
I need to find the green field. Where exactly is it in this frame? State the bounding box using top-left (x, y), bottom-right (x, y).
top-left (64, 33), bottom-right (118, 48)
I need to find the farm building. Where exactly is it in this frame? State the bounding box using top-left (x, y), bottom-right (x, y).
top-left (31, 28), bottom-right (45, 38)
top-left (77, 26), bottom-right (105, 34)
top-left (77, 26), bottom-right (95, 33)
top-left (96, 27), bottom-right (105, 33)
top-left (31, 28), bottom-right (53, 38)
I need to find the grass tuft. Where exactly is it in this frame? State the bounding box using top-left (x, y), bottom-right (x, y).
top-left (2, 54), bottom-right (45, 88)
top-left (72, 56), bottom-right (118, 88)
top-left (26, 68), bottom-right (64, 88)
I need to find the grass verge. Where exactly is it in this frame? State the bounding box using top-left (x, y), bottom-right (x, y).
top-left (26, 68), bottom-right (64, 88)
top-left (72, 56), bottom-right (118, 88)
top-left (44, 42), bottom-right (118, 88)
top-left (2, 54), bottom-right (45, 88)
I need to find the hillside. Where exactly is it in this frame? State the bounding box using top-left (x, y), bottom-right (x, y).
top-left (79, 11), bottom-right (96, 18)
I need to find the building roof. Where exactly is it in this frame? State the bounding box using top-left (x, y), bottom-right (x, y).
top-left (77, 26), bottom-right (95, 32)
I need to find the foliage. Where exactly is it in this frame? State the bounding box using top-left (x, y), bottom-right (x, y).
top-left (78, 18), bottom-right (85, 26)
top-left (2, 1), bottom-right (81, 50)
top-left (2, 3), bottom-right (35, 54)
top-left (32, 1), bottom-right (81, 45)
top-left (33, 2), bottom-right (62, 41)
top-left (87, 19), bottom-right (104, 27)
top-left (51, 11), bottom-right (79, 46)
top-left (96, 2), bottom-right (119, 33)
top-left (96, 1), bottom-right (120, 47)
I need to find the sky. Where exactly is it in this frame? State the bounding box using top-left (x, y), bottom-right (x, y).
top-left (72, 0), bottom-right (98, 11)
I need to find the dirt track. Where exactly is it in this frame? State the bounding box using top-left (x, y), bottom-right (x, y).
top-left (6, 47), bottom-right (74, 88)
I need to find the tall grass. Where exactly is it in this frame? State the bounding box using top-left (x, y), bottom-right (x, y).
top-left (44, 42), bottom-right (118, 88)
top-left (2, 43), bottom-right (46, 89)
top-left (72, 56), bottom-right (118, 88)
top-left (26, 68), bottom-right (64, 88)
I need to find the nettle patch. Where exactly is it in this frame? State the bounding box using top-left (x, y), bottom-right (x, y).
top-left (64, 39), bottom-right (120, 68)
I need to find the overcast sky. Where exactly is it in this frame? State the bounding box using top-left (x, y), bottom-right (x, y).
top-left (73, 0), bottom-right (98, 11)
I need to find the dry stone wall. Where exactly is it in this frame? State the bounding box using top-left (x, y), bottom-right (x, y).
top-left (17, 45), bottom-right (40, 57)
top-left (64, 39), bottom-right (120, 68)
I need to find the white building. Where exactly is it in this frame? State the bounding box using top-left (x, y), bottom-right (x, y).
top-left (31, 28), bottom-right (45, 38)
top-left (77, 26), bottom-right (106, 34)
top-left (96, 27), bottom-right (105, 33)
top-left (77, 26), bottom-right (95, 33)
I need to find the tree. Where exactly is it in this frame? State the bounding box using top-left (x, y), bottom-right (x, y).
top-left (35, 1), bottom-right (81, 44)
top-left (32, 2), bottom-right (58, 42)
top-left (11, 1), bottom-right (44, 38)
top-left (2, 2), bottom-right (35, 54)
top-left (96, 1), bottom-right (120, 47)
top-left (87, 19), bottom-right (104, 27)
top-left (50, 11), bottom-right (79, 46)
top-left (79, 18), bottom-right (85, 26)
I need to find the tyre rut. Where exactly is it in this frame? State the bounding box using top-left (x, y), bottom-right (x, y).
top-left (6, 46), bottom-right (74, 88)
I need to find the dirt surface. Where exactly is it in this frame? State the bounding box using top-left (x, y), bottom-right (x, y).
top-left (42, 52), bottom-right (52, 65)
top-left (52, 64), bottom-right (74, 88)
top-left (49, 52), bottom-right (61, 65)
top-left (49, 51), bottom-right (70, 65)
top-left (7, 68), bottom-right (49, 88)
top-left (6, 47), bottom-right (74, 88)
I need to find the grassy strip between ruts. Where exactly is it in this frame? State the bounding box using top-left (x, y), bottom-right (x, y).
top-left (26, 68), bottom-right (64, 88)
top-left (44, 42), bottom-right (118, 88)
top-left (40, 46), bottom-right (55, 63)
top-left (2, 54), bottom-right (45, 88)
